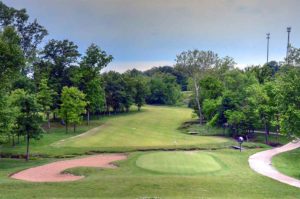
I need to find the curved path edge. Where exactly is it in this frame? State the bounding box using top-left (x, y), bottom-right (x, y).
top-left (249, 140), bottom-right (300, 188)
top-left (10, 154), bottom-right (127, 182)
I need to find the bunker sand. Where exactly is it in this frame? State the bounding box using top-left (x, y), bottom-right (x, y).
top-left (11, 154), bottom-right (127, 182)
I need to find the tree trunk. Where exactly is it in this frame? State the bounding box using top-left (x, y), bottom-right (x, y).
top-left (12, 135), bottom-right (15, 147)
top-left (264, 119), bottom-right (269, 145)
top-left (47, 112), bottom-right (51, 129)
top-left (138, 105), bottom-right (141, 111)
top-left (276, 115), bottom-right (280, 143)
top-left (193, 79), bottom-right (202, 124)
top-left (87, 109), bottom-right (90, 126)
top-left (73, 124), bottom-right (76, 133)
top-left (25, 133), bottom-right (30, 161)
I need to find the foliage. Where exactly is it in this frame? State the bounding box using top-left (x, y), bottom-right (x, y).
top-left (59, 87), bottom-right (87, 133)
top-left (0, 27), bottom-right (24, 90)
top-left (146, 73), bottom-right (181, 105)
top-left (9, 89), bottom-right (44, 160)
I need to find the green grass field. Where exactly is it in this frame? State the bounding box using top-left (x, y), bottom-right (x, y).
top-left (1, 106), bottom-right (232, 157)
top-left (273, 148), bottom-right (300, 180)
top-left (53, 106), bottom-right (231, 152)
top-left (1, 150), bottom-right (300, 198)
top-left (1, 105), bottom-right (300, 198)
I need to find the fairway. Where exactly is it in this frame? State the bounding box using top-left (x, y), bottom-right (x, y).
top-left (54, 106), bottom-right (230, 150)
top-left (136, 151), bottom-right (222, 174)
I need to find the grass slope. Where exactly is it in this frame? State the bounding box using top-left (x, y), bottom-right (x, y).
top-left (273, 148), bottom-right (300, 180)
top-left (1, 150), bottom-right (300, 198)
top-left (53, 106), bottom-right (231, 151)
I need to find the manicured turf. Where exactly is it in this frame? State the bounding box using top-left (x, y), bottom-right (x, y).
top-left (1, 105), bottom-right (299, 198)
top-left (1, 149), bottom-right (300, 198)
top-left (272, 148), bottom-right (300, 180)
top-left (136, 151), bottom-right (222, 174)
top-left (53, 106), bottom-right (231, 152)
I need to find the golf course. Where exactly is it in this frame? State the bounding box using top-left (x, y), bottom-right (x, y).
top-left (1, 106), bottom-right (300, 199)
top-left (1, 1), bottom-right (300, 198)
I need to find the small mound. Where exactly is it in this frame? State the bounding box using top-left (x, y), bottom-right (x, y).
top-left (136, 151), bottom-right (222, 174)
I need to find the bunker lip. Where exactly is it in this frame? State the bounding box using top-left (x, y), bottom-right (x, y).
top-left (10, 154), bottom-right (127, 182)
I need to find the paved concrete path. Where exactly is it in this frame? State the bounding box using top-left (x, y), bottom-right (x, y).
top-left (11, 154), bottom-right (127, 182)
top-left (249, 140), bottom-right (300, 188)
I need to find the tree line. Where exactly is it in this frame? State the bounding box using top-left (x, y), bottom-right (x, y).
top-left (0, 1), bottom-right (185, 160)
top-left (1, 1), bottom-right (300, 160)
top-left (176, 49), bottom-right (300, 143)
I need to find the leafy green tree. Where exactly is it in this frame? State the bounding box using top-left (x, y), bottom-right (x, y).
top-left (147, 73), bottom-right (181, 105)
top-left (0, 27), bottom-right (25, 90)
top-left (102, 71), bottom-right (125, 114)
top-left (76, 44), bottom-right (112, 124)
top-left (41, 39), bottom-right (80, 113)
top-left (0, 1), bottom-right (48, 63)
top-left (225, 110), bottom-right (246, 137)
top-left (59, 87), bottom-right (86, 133)
top-left (176, 50), bottom-right (219, 124)
top-left (246, 84), bottom-right (273, 143)
top-left (121, 74), bottom-right (135, 112)
top-left (10, 90), bottom-right (43, 161)
top-left (286, 46), bottom-right (300, 66)
top-left (0, 93), bottom-right (16, 144)
top-left (85, 78), bottom-right (105, 124)
top-left (144, 66), bottom-right (188, 91)
top-left (37, 79), bottom-right (57, 129)
top-left (275, 67), bottom-right (300, 137)
top-left (134, 76), bottom-right (149, 111)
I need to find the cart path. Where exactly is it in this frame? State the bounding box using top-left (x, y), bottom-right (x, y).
top-left (11, 154), bottom-right (127, 182)
top-left (249, 141), bottom-right (300, 188)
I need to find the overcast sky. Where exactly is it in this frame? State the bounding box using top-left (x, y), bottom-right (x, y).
top-left (3, 0), bottom-right (300, 72)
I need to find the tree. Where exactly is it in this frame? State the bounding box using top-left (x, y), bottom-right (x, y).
top-left (0, 1), bottom-right (48, 74)
top-left (144, 66), bottom-right (188, 91)
top-left (37, 78), bottom-right (57, 129)
top-left (85, 78), bottom-right (105, 124)
top-left (176, 50), bottom-right (219, 124)
top-left (102, 71), bottom-right (125, 114)
top-left (147, 73), bottom-right (181, 105)
top-left (59, 87), bottom-right (86, 133)
top-left (225, 110), bottom-right (246, 137)
top-left (41, 39), bottom-right (80, 113)
top-left (11, 90), bottom-right (43, 161)
top-left (275, 67), bottom-right (300, 137)
top-left (0, 93), bottom-right (16, 144)
top-left (286, 46), bottom-right (300, 66)
top-left (246, 84), bottom-right (273, 144)
top-left (0, 27), bottom-right (25, 90)
top-left (76, 44), bottom-right (113, 124)
top-left (134, 76), bottom-right (149, 111)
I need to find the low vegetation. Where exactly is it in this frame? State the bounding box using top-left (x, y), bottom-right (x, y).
top-left (273, 148), bottom-right (300, 180)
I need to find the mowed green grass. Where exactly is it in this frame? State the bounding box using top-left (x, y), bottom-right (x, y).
top-left (136, 151), bottom-right (222, 174)
top-left (272, 148), bottom-right (300, 180)
top-left (1, 149), bottom-right (300, 198)
top-left (54, 106), bottom-right (230, 151)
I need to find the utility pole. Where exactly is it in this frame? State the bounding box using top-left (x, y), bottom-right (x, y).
top-left (266, 33), bottom-right (270, 63)
top-left (286, 27), bottom-right (292, 64)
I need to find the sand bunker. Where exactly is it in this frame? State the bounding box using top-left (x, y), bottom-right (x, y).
top-left (11, 154), bottom-right (127, 182)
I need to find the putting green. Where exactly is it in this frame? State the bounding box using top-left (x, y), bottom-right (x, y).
top-left (136, 151), bottom-right (222, 174)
